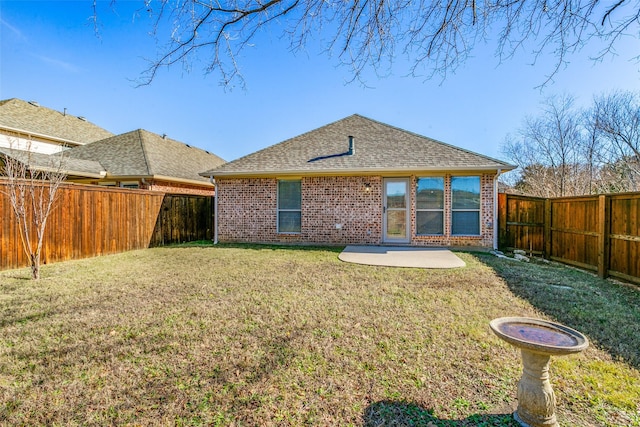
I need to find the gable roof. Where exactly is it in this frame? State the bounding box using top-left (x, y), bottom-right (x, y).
top-left (0, 147), bottom-right (106, 179)
top-left (66, 129), bottom-right (226, 184)
top-left (201, 114), bottom-right (515, 177)
top-left (0, 98), bottom-right (114, 145)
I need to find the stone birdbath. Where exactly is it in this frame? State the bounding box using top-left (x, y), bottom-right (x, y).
top-left (489, 317), bottom-right (589, 427)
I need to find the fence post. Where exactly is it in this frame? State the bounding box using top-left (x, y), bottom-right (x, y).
top-left (544, 199), bottom-right (551, 259)
top-left (597, 194), bottom-right (611, 279)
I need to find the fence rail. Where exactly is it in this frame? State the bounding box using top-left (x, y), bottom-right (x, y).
top-left (0, 181), bottom-right (213, 272)
top-left (498, 192), bottom-right (640, 285)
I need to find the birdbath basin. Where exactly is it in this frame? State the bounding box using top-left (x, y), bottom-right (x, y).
top-left (490, 317), bottom-right (588, 427)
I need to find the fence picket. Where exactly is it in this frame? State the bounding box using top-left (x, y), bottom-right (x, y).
top-left (0, 181), bottom-right (214, 272)
top-left (499, 192), bottom-right (640, 285)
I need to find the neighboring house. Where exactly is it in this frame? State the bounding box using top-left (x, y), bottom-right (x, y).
top-left (0, 99), bottom-right (226, 195)
top-left (0, 98), bottom-right (114, 154)
top-left (66, 129), bottom-right (225, 195)
top-left (201, 114), bottom-right (515, 248)
top-left (0, 147), bottom-right (106, 180)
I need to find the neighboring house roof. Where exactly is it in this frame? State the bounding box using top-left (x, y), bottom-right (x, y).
top-left (202, 114), bottom-right (515, 177)
top-left (67, 129), bottom-right (226, 185)
top-left (0, 98), bottom-right (114, 145)
top-left (0, 147), bottom-right (106, 179)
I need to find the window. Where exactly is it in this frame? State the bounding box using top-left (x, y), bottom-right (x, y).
top-left (451, 176), bottom-right (480, 235)
top-left (416, 177), bottom-right (444, 235)
top-left (120, 181), bottom-right (140, 189)
top-left (278, 180), bottom-right (301, 233)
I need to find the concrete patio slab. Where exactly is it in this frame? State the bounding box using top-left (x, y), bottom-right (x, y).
top-left (339, 246), bottom-right (466, 269)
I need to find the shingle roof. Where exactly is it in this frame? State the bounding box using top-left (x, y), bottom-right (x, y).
top-left (0, 98), bottom-right (114, 145)
top-left (66, 129), bottom-right (226, 183)
top-left (0, 147), bottom-right (106, 178)
top-left (201, 114), bottom-right (515, 177)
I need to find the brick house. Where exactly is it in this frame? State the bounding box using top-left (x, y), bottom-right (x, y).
top-left (0, 98), bottom-right (114, 154)
top-left (66, 129), bottom-right (225, 196)
top-left (1, 99), bottom-right (225, 195)
top-left (201, 114), bottom-right (515, 247)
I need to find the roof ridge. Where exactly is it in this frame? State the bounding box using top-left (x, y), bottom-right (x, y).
top-left (1, 97), bottom-right (103, 124)
top-left (137, 128), bottom-right (226, 162)
top-left (220, 114), bottom-right (361, 165)
top-left (135, 129), bottom-right (153, 176)
top-left (0, 98), bottom-right (114, 144)
top-left (201, 114), bottom-right (516, 176)
top-left (0, 98), bottom-right (18, 106)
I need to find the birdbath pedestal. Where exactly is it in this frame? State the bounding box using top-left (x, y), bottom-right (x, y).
top-left (489, 317), bottom-right (589, 427)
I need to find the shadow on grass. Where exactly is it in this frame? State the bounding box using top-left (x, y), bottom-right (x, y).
top-left (166, 241), bottom-right (345, 253)
top-left (0, 273), bottom-right (35, 281)
top-left (0, 310), bottom-right (52, 328)
top-left (475, 252), bottom-right (640, 369)
top-left (364, 401), bottom-right (519, 427)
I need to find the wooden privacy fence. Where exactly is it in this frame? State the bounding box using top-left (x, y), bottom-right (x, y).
top-left (149, 193), bottom-right (214, 247)
top-left (0, 181), bottom-right (214, 272)
top-left (498, 192), bottom-right (640, 285)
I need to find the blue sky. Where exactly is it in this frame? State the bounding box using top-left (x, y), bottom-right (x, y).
top-left (1, 1), bottom-right (639, 169)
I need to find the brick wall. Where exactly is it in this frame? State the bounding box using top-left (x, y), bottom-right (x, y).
top-left (80, 179), bottom-right (215, 196)
top-left (302, 176), bottom-right (381, 244)
top-left (217, 173), bottom-right (496, 247)
top-left (217, 178), bottom-right (278, 242)
top-left (143, 179), bottom-right (215, 196)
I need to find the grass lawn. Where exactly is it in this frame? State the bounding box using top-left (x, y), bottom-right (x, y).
top-left (0, 244), bottom-right (639, 426)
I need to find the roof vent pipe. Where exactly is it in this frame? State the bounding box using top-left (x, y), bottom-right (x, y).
top-left (348, 135), bottom-right (354, 155)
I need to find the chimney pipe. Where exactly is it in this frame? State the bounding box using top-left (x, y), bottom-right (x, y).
top-left (348, 136), bottom-right (354, 155)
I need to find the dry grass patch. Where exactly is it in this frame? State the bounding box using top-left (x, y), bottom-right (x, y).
top-left (0, 244), bottom-right (638, 426)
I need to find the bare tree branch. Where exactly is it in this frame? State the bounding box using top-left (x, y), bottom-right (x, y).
top-left (602, 0), bottom-right (628, 25)
top-left (501, 90), bottom-right (640, 196)
top-left (102, 0), bottom-right (640, 87)
top-left (0, 141), bottom-right (67, 279)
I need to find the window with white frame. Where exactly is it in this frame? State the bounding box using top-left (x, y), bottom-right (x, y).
top-left (120, 181), bottom-right (140, 189)
top-left (451, 176), bottom-right (480, 235)
top-left (416, 177), bottom-right (444, 235)
top-left (277, 180), bottom-right (301, 233)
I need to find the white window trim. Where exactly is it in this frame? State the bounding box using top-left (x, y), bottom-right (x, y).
top-left (277, 180), bottom-right (301, 234)
top-left (451, 176), bottom-right (481, 236)
top-left (120, 181), bottom-right (140, 189)
top-left (416, 177), bottom-right (444, 236)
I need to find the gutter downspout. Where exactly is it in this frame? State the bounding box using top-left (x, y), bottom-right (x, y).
top-left (493, 169), bottom-right (502, 250)
top-left (210, 176), bottom-right (218, 244)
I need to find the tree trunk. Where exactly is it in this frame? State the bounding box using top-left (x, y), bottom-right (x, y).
top-left (30, 253), bottom-right (40, 280)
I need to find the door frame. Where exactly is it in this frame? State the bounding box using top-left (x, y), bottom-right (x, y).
top-left (382, 177), bottom-right (411, 244)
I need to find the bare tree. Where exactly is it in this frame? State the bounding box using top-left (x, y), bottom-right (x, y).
top-left (0, 143), bottom-right (67, 280)
top-left (111, 0), bottom-right (640, 87)
top-left (590, 90), bottom-right (640, 191)
top-left (502, 90), bottom-right (640, 196)
top-left (502, 95), bottom-right (588, 197)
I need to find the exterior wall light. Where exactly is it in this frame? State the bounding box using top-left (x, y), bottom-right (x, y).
top-left (364, 183), bottom-right (371, 192)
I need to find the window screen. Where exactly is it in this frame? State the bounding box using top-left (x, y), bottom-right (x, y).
top-left (278, 180), bottom-right (301, 233)
top-left (451, 176), bottom-right (480, 235)
top-left (416, 177), bottom-right (444, 235)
